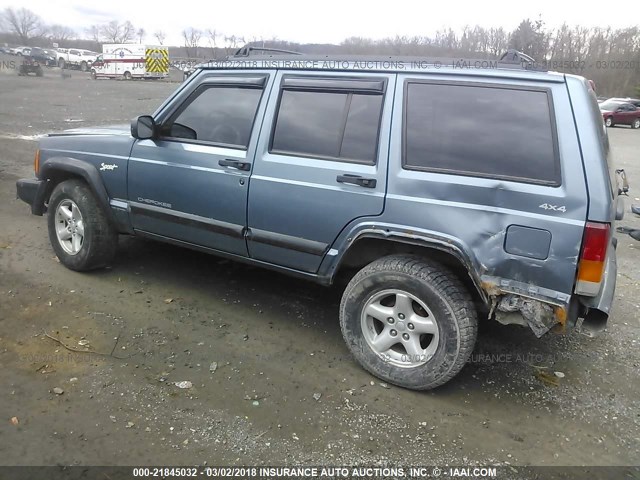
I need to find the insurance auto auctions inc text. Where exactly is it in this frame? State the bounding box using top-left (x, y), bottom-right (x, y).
top-left (255, 466), bottom-right (497, 478)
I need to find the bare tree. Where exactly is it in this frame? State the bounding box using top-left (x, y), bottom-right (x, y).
top-left (2, 7), bottom-right (42, 43)
top-left (120, 21), bottom-right (135, 43)
top-left (154, 30), bottom-right (166, 45)
top-left (222, 34), bottom-right (245, 56)
top-left (183, 28), bottom-right (202, 58)
top-left (137, 28), bottom-right (145, 43)
top-left (206, 28), bottom-right (219, 56)
top-left (86, 25), bottom-right (101, 43)
top-left (101, 20), bottom-right (136, 43)
top-left (49, 24), bottom-right (75, 44)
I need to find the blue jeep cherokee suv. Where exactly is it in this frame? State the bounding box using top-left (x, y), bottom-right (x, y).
top-left (16, 50), bottom-right (621, 389)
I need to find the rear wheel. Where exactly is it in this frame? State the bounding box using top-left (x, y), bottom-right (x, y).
top-left (35, 66), bottom-right (43, 77)
top-left (605, 117), bottom-right (613, 127)
top-left (58, 58), bottom-right (65, 69)
top-left (80, 61), bottom-right (87, 72)
top-left (632, 118), bottom-right (640, 129)
top-left (90, 69), bottom-right (97, 80)
top-left (340, 255), bottom-right (478, 390)
top-left (47, 180), bottom-right (118, 271)
top-left (123, 71), bottom-right (132, 80)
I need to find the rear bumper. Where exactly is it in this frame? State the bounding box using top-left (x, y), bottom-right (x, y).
top-left (16, 178), bottom-right (46, 215)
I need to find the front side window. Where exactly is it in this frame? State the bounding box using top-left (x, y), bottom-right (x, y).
top-left (404, 82), bottom-right (559, 185)
top-left (271, 85), bottom-right (384, 164)
top-left (163, 86), bottom-right (262, 148)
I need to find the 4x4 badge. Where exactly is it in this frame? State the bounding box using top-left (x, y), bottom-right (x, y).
top-left (539, 203), bottom-right (566, 213)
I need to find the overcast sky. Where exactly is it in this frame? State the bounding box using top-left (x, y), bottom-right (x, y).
top-left (2, 0), bottom-right (639, 46)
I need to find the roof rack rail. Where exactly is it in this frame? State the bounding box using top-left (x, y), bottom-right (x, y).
top-left (500, 49), bottom-right (536, 65)
top-left (232, 46), bottom-right (302, 58)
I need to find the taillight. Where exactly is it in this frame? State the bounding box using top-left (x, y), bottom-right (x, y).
top-left (34, 149), bottom-right (40, 175)
top-left (575, 222), bottom-right (610, 295)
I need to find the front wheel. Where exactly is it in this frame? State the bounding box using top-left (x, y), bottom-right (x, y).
top-left (340, 255), bottom-right (478, 390)
top-left (123, 71), bottom-right (132, 80)
top-left (632, 118), bottom-right (640, 129)
top-left (47, 180), bottom-right (118, 271)
top-left (80, 61), bottom-right (88, 72)
top-left (605, 117), bottom-right (613, 127)
top-left (90, 69), bottom-right (97, 80)
top-left (58, 58), bottom-right (65, 69)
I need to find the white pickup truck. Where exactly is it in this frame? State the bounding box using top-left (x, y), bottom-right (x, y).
top-left (56, 48), bottom-right (98, 71)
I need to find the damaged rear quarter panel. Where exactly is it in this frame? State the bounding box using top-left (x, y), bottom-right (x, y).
top-left (345, 74), bottom-right (588, 334)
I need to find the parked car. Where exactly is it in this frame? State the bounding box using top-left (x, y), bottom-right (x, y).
top-left (15, 49), bottom-right (620, 390)
top-left (599, 100), bottom-right (640, 128)
top-left (608, 97), bottom-right (640, 108)
top-left (28, 47), bottom-right (56, 67)
top-left (14, 46), bottom-right (31, 56)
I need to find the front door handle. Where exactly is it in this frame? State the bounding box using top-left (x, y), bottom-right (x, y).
top-left (219, 159), bottom-right (251, 171)
top-left (336, 174), bottom-right (377, 188)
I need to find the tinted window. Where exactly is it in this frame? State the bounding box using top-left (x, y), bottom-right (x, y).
top-left (404, 83), bottom-right (559, 184)
top-left (272, 89), bottom-right (383, 163)
top-left (166, 86), bottom-right (262, 148)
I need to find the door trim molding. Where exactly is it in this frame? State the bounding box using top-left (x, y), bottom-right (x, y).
top-left (129, 201), bottom-right (245, 238)
top-left (247, 228), bottom-right (328, 256)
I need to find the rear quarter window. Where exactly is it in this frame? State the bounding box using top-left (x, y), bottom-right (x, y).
top-left (403, 81), bottom-right (560, 185)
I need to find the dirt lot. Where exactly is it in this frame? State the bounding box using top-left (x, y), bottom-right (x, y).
top-left (0, 71), bottom-right (639, 469)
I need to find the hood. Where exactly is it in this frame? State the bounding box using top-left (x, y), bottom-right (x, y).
top-left (48, 124), bottom-right (131, 137)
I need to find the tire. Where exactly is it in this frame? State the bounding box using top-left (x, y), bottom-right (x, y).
top-left (605, 117), bottom-right (613, 127)
top-left (47, 180), bottom-right (118, 271)
top-left (633, 118), bottom-right (640, 129)
top-left (90, 69), bottom-right (97, 80)
top-left (80, 61), bottom-right (87, 72)
top-left (35, 67), bottom-right (43, 77)
top-left (340, 255), bottom-right (478, 390)
top-left (58, 58), bottom-right (65, 69)
top-left (123, 71), bottom-right (132, 80)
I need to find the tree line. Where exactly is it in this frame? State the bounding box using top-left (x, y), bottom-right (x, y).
top-left (1, 8), bottom-right (638, 96)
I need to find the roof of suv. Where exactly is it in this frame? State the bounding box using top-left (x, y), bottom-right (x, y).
top-left (197, 55), bottom-right (565, 83)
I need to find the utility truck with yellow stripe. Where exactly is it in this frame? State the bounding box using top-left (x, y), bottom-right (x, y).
top-left (90, 44), bottom-right (169, 80)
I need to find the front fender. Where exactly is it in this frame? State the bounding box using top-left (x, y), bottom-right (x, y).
top-left (36, 157), bottom-right (112, 221)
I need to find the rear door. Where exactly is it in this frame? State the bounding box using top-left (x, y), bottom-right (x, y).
top-left (247, 71), bottom-right (395, 272)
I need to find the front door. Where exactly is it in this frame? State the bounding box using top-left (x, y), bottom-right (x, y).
top-left (128, 72), bottom-right (272, 256)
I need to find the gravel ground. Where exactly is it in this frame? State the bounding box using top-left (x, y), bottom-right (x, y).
top-left (0, 72), bottom-right (638, 473)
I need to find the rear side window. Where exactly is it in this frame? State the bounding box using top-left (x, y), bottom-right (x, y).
top-left (164, 86), bottom-right (262, 148)
top-left (271, 83), bottom-right (384, 164)
top-left (404, 82), bottom-right (560, 185)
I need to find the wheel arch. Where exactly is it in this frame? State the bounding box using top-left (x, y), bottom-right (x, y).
top-left (36, 157), bottom-right (114, 223)
top-left (325, 231), bottom-right (488, 308)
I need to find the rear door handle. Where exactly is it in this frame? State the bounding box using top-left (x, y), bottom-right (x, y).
top-left (219, 159), bottom-right (250, 171)
top-left (336, 174), bottom-right (377, 188)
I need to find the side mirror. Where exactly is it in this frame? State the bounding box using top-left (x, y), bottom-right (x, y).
top-left (131, 115), bottom-right (156, 140)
